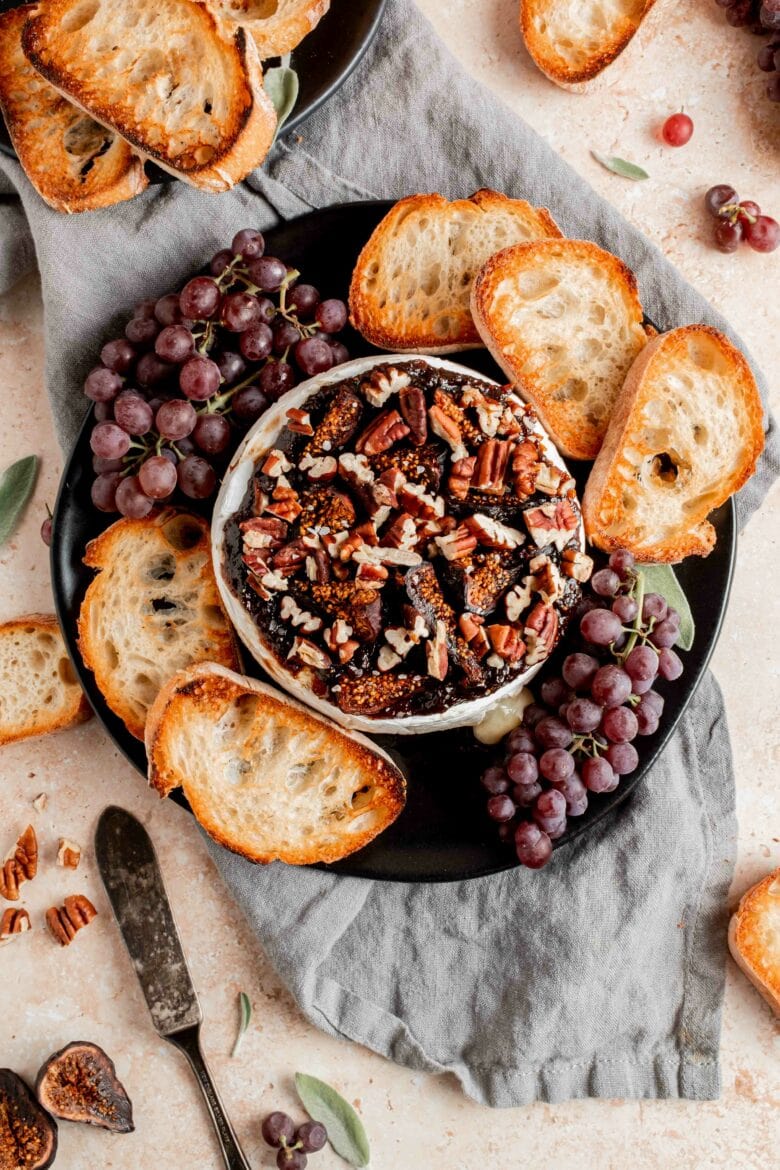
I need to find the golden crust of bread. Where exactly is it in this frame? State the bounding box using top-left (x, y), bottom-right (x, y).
top-left (519, 0), bottom-right (657, 88)
top-left (22, 0), bottom-right (277, 192)
top-left (728, 868), bottom-right (780, 1016)
top-left (216, 0), bottom-right (331, 59)
top-left (145, 663), bottom-right (406, 866)
top-left (0, 614), bottom-right (91, 747)
top-left (471, 237), bottom-right (650, 460)
top-left (349, 189), bottom-right (561, 354)
top-left (582, 326), bottom-right (764, 562)
top-left (78, 510), bottom-right (241, 739)
top-left (0, 5), bottom-right (147, 213)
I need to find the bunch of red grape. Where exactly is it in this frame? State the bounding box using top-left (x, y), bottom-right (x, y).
top-left (714, 0), bottom-right (780, 101)
top-left (480, 549), bottom-right (686, 870)
top-left (704, 185), bottom-right (779, 253)
top-left (261, 1112), bottom-right (327, 1170)
top-left (85, 228), bottom-right (350, 518)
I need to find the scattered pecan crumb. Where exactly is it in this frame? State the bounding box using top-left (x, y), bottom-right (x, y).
top-left (57, 839), bottom-right (82, 870)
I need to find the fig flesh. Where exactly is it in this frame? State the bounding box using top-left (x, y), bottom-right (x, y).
top-left (35, 1043), bottom-right (133, 1134)
top-left (0, 1068), bottom-right (58, 1170)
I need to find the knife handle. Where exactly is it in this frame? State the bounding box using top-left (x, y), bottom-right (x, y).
top-left (168, 1026), bottom-right (253, 1170)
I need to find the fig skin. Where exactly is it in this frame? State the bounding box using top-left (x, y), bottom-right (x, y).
top-left (35, 1043), bottom-right (133, 1134)
top-left (0, 1068), bottom-right (58, 1170)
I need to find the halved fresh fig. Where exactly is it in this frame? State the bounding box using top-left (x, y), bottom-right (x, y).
top-left (35, 1043), bottom-right (133, 1134)
top-left (0, 1068), bottom-right (58, 1169)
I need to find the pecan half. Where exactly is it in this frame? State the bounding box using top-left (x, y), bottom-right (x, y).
top-left (46, 895), bottom-right (97, 946)
top-left (336, 672), bottom-right (428, 715)
top-left (373, 468), bottom-right (406, 509)
top-left (271, 539), bottom-right (309, 574)
top-left (523, 499), bottom-right (579, 552)
top-left (473, 439), bottom-right (512, 495)
top-left (447, 456), bottom-right (476, 500)
top-left (57, 839), bottom-right (82, 870)
top-left (0, 907), bottom-right (31, 942)
top-left (505, 577), bottom-right (536, 623)
top-left (305, 386), bottom-right (363, 456)
top-left (529, 554), bottom-right (562, 603)
top-left (1, 825), bottom-right (37, 901)
top-left (510, 440), bottom-right (542, 499)
top-left (355, 409), bottom-right (410, 456)
top-left (464, 513), bottom-right (525, 551)
top-left (399, 384), bottom-right (428, 445)
top-left (524, 602), bottom-right (559, 666)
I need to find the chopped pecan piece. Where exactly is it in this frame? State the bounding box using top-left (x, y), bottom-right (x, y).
top-left (473, 439), bottom-right (512, 495)
top-left (425, 620), bottom-right (449, 681)
top-left (46, 895), bottom-right (97, 946)
top-left (397, 482), bottom-right (444, 520)
top-left (271, 539), bottom-right (309, 574)
top-left (0, 906), bottom-right (30, 942)
top-left (433, 389), bottom-right (482, 446)
top-left (355, 561), bottom-right (389, 588)
top-left (561, 547), bottom-right (594, 582)
top-left (378, 645), bottom-right (402, 672)
top-left (288, 637), bottom-right (331, 671)
top-left (355, 520), bottom-right (379, 546)
top-left (57, 839), bottom-right (82, 870)
top-left (434, 526), bottom-right (478, 562)
top-left (261, 448), bottom-right (293, 478)
top-left (305, 386), bottom-right (363, 456)
top-left (447, 456), bottom-right (476, 500)
top-left (428, 404), bottom-right (468, 463)
top-left (1, 825), bottom-right (37, 901)
top-left (259, 569), bottom-right (289, 592)
top-left (461, 385), bottom-right (504, 437)
top-left (529, 554), bottom-right (562, 603)
top-left (266, 477), bottom-right (302, 523)
top-left (286, 407), bottom-right (314, 436)
top-left (280, 595), bottom-right (322, 634)
top-left (252, 481), bottom-right (269, 516)
top-left (524, 602), bottom-right (559, 666)
top-left (338, 451), bottom-right (375, 495)
top-left (353, 544), bottom-right (422, 568)
top-left (324, 619), bottom-right (353, 650)
top-left (361, 365), bottom-right (411, 407)
top-left (523, 499), bottom-right (579, 552)
top-left (505, 577), bottom-right (536, 623)
top-left (382, 512), bottom-right (419, 551)
top-left (306, 550), bottom-right (331, 584)
top-left (373, 468), bottom-right (406, 509)
top-left (321, 530), bottom-right (349, 559)
top-left (535, 463), bottom-right (576, 497)
top-left (399, 384), bottom-right (428, 445)
top-left (458, 612), bottom-right (490, 659)
top-left (299, 453), bottom-right (338, 483)
top-left (355, 409), bottom-right (410, 456)
top-left (336, 672), bottom-right (428, 715)
top-left (240, 515), bottom-right (288, 550)
top-left (464, 513), bottom-right (525, 551)
top-left (486, 625), bottom-right (526, 665)
top-left (337, 530), bottom-right (365, 562)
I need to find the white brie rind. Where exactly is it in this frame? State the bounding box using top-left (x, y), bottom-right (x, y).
top-left (212, 354), bottom-right (584, 736)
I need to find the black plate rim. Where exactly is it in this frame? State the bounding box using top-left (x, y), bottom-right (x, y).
top-left (0, 0), bottom-right (387, 163)
top-left (50, 200), bottom-right (738, 884)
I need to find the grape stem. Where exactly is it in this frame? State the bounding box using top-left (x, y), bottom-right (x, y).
top-left (719, 201), bottom-right (757, 225)
top-left (615, 569), bottom-right (645, 665)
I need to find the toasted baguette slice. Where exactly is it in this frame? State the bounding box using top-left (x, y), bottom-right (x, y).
top-left (349, 190), bottom-right (561, 354)
top-left (213, 0), bottom-right (330, 59)
top-left (729, 868), bottom-right (780, 1016)
top-left (582, 326), bottom-right (764, 561)
top-left (146, 663), bottom-right (406, 865)
top-left (520, 0), bottom-right (658, 89)
top-left (0, 6), bottom-right (147, 214)
top-left (78, 510), bottom-right (241, 740)
top-left (22, 0), bottom-right (277, 192)
top-left (0, 615), bottom-right (91, 747)
top-left (471, 238), bottom-right (651, 460)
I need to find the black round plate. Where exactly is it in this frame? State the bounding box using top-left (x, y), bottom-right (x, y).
top-left (0, 0), bottom-right (386, 171)
top-left (51, 201), bottom-right (736, 883)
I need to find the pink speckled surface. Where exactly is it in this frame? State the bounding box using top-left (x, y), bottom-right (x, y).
top-left (1, 2), bottom-right (779, 1166)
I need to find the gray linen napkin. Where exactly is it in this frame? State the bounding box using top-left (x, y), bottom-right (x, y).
top-left (1, 0), bottom-right (777, 1107)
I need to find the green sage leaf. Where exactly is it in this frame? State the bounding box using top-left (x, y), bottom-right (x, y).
top-left (231, 991), bottom-right (252, 1057)
top-left (591, 151), bottom-right (649, 181)
top-left (0, 455), bottom-right (38, 548)
top-left (265, 67), bottom-right (299, 139)
top-left (638, 564), bottom-right (695, 651)
top-left (295, 1072), bottom-right (370, 1167)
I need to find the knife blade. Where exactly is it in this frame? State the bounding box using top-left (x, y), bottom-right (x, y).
top-left (95, 806), bottom-right (252, 1170)
top-left (95, 805), bottom-right (202, 1035)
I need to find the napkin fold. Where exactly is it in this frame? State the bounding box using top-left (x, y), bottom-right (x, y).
top-left (1, 0), bottom-right (776, 1107)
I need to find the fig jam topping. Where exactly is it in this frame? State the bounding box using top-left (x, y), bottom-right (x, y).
top-left (225, 360), bottom-right (590, 718)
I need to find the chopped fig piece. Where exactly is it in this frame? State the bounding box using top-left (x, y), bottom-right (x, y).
top-left (304, 386), bottom-right (363, 456)
top-left (368, 443), bottom-right (443, 492)
top-left (349, 592), bottom-right (383, 643)
top-left (405, 562), bottom-right (484, 685)
top-left (0, 1068), bottom-right (58, 1169)
top-left (298, 486), bottom-right (356, 535)
top-left (462, 553), bottom-right (518, 616)
top-left (336, 672), bottom-right (427, 715)
top-left (36, 1043), bottom-right (134, 1134)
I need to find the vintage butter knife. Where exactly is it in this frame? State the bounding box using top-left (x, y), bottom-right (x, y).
top-left (95, 805), bottom-right (251, 1170)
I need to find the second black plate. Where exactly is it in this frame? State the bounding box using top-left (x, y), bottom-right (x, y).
top-left (0, 0), bottom-right (387, 173)
top-left (51, 202), bottom-right (736, 883)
